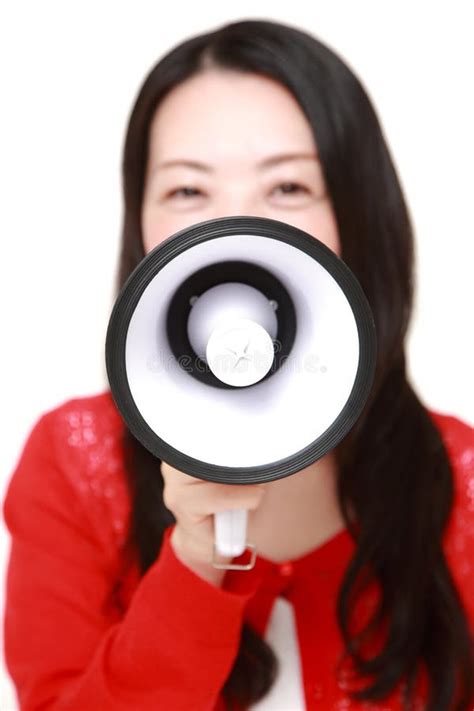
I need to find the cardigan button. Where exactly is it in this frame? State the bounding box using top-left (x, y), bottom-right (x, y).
top-left (313, 683), bottom-right (323, 700)
top-left (278, 561), bottom-right (294, 577)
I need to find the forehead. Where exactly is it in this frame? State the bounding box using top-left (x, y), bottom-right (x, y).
top-left (147, 70), bottom-right (317, 163)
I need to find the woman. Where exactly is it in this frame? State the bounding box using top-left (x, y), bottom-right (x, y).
top-left (3, 18), bottom-right (474, 711)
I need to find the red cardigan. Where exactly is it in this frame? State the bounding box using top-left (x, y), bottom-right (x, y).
top-left (3, 392), bottom-right (474, 710)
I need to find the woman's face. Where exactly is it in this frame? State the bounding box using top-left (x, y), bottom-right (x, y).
top-left (141, 69), bottom-right (341, 256)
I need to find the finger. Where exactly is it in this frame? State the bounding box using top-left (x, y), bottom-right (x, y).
top-left (175, 481), bottom-right (267, 518)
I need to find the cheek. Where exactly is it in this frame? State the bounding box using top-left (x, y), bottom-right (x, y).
top-left (312, 208), bottom-right (341, 257)
top-left (141, 206), bottom-right (192, 254)
top-left (278, 203), bottom-right (342, 258)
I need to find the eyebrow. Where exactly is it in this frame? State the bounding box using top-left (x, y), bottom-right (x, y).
top-left (154, 152), bottom-right (319, 173)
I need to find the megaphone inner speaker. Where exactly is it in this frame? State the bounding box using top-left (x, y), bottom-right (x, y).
top-left (166, 260), bottom-right (296, 388)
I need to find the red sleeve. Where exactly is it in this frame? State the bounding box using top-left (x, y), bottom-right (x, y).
top-left (3, 413), bottom-right (262, 711)
top-left (434, 413), bottom-right (474, 630)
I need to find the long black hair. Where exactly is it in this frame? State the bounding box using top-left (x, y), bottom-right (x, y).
top-left (116, 18), bottom-right (473, 710)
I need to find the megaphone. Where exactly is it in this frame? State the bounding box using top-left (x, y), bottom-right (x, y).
top-left (106, 216), bottom-right (376, 568)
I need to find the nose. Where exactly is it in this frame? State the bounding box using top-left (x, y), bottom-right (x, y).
top-left (211, 195), bottom-right (261, 220)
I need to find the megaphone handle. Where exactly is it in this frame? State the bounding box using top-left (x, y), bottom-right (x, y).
top-left (212, 508), bottom-right (257, 570)
top-left (214, 508), bottom-right (248, 557)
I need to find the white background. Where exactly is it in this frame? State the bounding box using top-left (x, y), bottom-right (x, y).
top-left (1, 1), bottom-right (473, 708)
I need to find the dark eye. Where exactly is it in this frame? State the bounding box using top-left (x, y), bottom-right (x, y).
top-left (273, 182), bottom-right (309, 196)
top-left (168, 187), bottom-right (202, 199)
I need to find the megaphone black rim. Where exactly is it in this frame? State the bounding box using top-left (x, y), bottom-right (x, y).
top-left (106, 216), bottom-right (377, 484)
